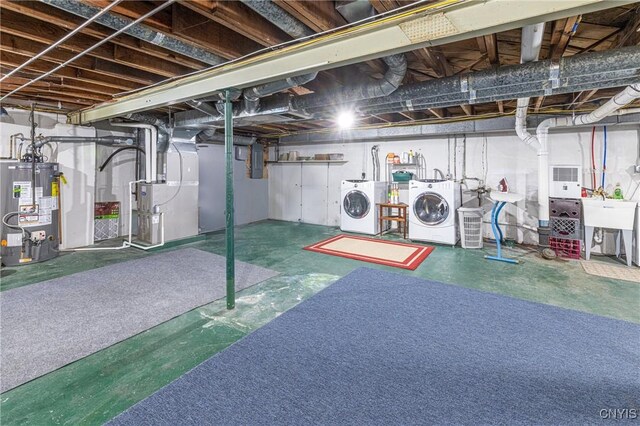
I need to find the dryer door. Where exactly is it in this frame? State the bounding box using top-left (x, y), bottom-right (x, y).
top-left (413, 192), bottom-right (449, 226)
top-left (343, 190), bottom-right (370, 219)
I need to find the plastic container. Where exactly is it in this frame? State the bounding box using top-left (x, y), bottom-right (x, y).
top-left (549, 237), bottom-right (581, 259)
top-left (392, 171), bottom-right (413, 182)
top-left (458, 207), bottom-right (484, 249)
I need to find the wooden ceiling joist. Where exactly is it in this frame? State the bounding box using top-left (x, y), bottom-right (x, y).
top-left (170, 3), bottom-right (264, 60)
top-left (0, 0), bottom-right (209, 70)
top-left (0, 50), bottom-right (141, 92)
top-left (182, 0), bottom-right (292, 46)
top-left (0, 70), bottom-right (120, 97)
top-left (549, 16), bottom-right (582, 60)
top-left (0, 9), bottom-right (189, 80)
top-left (533, 96), bottom-right (545, 113)
top-left (0, 81), bottom-right (110, 102)
top-left (0, 32), bottom-right (161, 86)
top-left (0, 0), bottom-right (636, 132)
top-left (476, 34), bottom-right (500, 66)
top-left (274, 0), bottom-right (347, 33)
top-left (428, 108), bottom-right (445, 119)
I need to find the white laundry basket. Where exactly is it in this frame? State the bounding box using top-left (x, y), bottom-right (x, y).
top-left (458, 207), bottom-right (484, 249)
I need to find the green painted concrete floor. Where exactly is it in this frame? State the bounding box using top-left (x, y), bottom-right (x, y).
top-left (1, 220), bottom-right (638, 425)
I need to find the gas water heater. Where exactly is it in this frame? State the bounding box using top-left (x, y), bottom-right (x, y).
top-left (1, 160), bottom-right (60, 266)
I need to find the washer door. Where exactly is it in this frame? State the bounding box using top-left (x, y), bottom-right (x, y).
top-left (413, 192), bottom-right (449, 225)
top-left (343, 190), bottom-right (370, 219)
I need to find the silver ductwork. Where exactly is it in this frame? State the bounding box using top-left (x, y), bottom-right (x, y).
top-left (34, 135), bottom-right (135, 148)
top-left (242, 73), bottom-right (317, 113)
top-left (290, 0), bottom-right (409, 113)
top-left (328, 46), bottom-right (640, 116)
top-left (41, 0), bottom-right (225, 66)
top-left (239, 0), bottom-right (314, 39)
top-left (371, 145), bottom-right (380, 181)
top-left (173, 46), bottom-right (640, 131)
top-left (195, 129), bottom-right (256, 146)
top-left (185, 74), bottom-right (317, 126)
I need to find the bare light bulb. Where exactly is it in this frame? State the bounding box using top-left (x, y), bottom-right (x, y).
top-left (336, 111), bottom-right (354, 129)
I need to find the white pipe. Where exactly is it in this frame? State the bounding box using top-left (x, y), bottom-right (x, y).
top-left (515, 23), bottom-right (545, 150)
top-left (0, 0), bottom-right (176, 101)
top-left (515, 98), bottom-right (539, 149)
top-left (0, 0), bottom-right (125, 83)
top-left (520, 24), bottom-right (545, 63)
top-left (535, 83), bottom-right (640, 223)
top-left (110, 122), bottom-right (157, 183)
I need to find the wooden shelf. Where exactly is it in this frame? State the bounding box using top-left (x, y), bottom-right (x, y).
top-left (266, 160), bottom-right (348, 164)
top-left (380, 215), bottom-right (406, 221)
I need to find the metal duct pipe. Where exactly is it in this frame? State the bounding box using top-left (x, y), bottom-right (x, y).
top-left (186, 72), bottom-right (314, 119)
top-left (121, 113), bottom-right (171, 155)
top-left (198, 89), bottom-right (243, 103)
top-left (291, 54), bottom-right (407, 112)
top-left (36, 136), bottom-right (135, 148)
top-left (242, 72), bottom-right (317, 114)
top-left (195, 129), bottom-right (256, 146)
top-left (371, 145), bottom-right (380, 181)
top-left (331, 46), bottom-right (640, 112)
top-left (40, 0), bottom-right (225, 66)
top-left (240, 0), bottom-right (314, 39)
top-left (186, 100), bottom-right (221, 117)
top-left (176, 46), bottom-right (640, 130)
top-left (180, 93), bottom-right (293, 127)
top-left (333, 75), bottom-right (640, 117)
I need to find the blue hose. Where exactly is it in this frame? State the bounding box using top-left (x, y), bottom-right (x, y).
top-left (601, 126), bottom-right (607, 188)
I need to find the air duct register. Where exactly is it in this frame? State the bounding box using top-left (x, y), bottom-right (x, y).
top-left (549, 165), bottom-right (582, 199)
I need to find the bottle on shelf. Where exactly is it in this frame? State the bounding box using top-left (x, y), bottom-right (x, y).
top-left (613, 182), bottom-right (623, 199)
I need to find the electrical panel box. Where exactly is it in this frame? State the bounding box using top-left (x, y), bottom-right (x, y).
top-left (251, 144), bottom-right (264, 179)
top-left (235, 146), bottom-right (248, 161)
top-left (549, 165), bottom-right (582, 199)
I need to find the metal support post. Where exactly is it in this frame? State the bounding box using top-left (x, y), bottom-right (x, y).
top-left (225, 89), bottom-right (235, 309)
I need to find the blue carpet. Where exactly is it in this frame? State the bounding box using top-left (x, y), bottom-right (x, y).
top-left (109, 268), bottom-right (640, 425)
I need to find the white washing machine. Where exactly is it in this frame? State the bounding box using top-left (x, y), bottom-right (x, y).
top-left (341, 180), bottom-right (387, 235)
top-left (409, 179), bottom-right (461, 245)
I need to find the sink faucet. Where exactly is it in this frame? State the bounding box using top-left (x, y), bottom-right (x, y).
top-left (592, 187), bottom-right (607, 200)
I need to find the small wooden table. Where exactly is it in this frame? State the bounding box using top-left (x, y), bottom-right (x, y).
top-left (377, 202), bottom-right (408, 239)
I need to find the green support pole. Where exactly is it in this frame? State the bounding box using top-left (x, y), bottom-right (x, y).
top-left (224, 89), bottom-right (235, 309)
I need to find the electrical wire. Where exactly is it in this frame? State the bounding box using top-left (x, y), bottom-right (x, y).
top-left (2, 212), bottom-right (31, 238)
top-left (98, 146), bottom-right (144, 172)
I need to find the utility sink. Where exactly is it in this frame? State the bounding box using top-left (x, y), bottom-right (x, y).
top-left (581, 198), bottom-right (637, 231)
